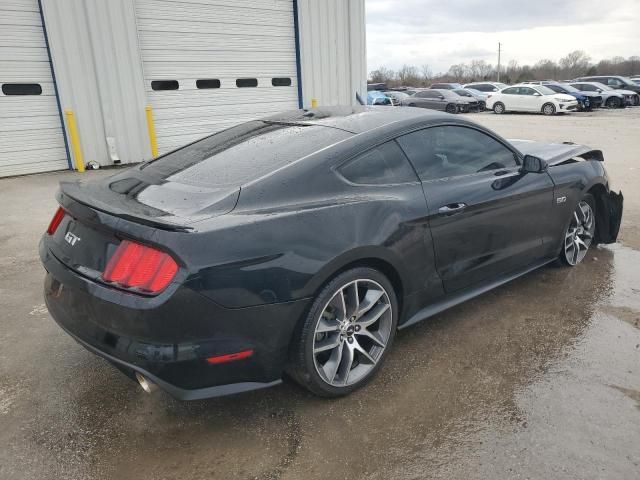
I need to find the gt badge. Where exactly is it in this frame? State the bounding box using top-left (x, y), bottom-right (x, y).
top-left (64, 231), bottom-right (81, 246)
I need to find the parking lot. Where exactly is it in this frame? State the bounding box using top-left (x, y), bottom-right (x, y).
top-left (1, 108), bottom-right (639, 480)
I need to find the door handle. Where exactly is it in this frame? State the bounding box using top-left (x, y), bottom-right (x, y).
top-left (438, 203), bottom-right (467, 215)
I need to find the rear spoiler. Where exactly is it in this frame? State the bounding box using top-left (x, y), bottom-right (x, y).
top-left (58, 183), bottom-right (194, 232)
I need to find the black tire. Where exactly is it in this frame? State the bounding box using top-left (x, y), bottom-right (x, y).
top-left (542, 103), bottom-right (556, 116)
top-left (559, 193), bottom-right (596, 267)
top-left (287, 267), bottom-right (398, 397)
top-left (605, 96), bottom-right (621, 108)
top-left (493, 102), bottom-right (505, 114)
top-left (445, 103), bottom-right (457, 114)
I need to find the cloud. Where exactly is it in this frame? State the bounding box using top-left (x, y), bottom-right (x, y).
top-left (366, 0), bottom-right (640, 73)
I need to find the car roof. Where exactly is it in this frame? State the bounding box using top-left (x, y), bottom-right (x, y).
top-left (261, 106), bottom-right (452, 134)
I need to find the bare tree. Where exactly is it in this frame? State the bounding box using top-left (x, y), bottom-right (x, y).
top-left (368, 66), bottom-right (395, 84)
top-left (420, 64), bottom-right (432, 86)
top-left (559, 50), bottom-right (591, 78)
top-left (397, 64), bottom-right (420, 85)
top-left (447, 63), bottom-right (468, 81)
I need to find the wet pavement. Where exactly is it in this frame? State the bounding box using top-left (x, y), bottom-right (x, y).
top-left (1, 109), bottom-right (639, 480)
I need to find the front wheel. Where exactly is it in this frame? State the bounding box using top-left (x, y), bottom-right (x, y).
top-left (560, 194), bottom-right (596, 266)
top-left (288, 267), bottom-right (398, 397)
top-left (542, 103), bottom-right (556, 115)
top-left (445, 103), bottom-right (458, 114)
top-left (605, 96), bottom-right (621, 108)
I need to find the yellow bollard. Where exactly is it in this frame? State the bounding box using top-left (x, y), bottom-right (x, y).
top-left (145, 106), bottom-right (159, 158)
top-left (311, 98), bottom-right (318, 108)
top-left (64, 110), bottom-right (85, 173)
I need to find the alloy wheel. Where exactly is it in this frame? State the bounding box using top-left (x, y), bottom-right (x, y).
top-left (564, 200), bottom-right (595, 266)
top-left (312, 279), bottom-right (393, 387)
top-left (543, 103), bottom-right (556, 115)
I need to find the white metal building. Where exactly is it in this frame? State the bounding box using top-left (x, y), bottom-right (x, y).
top-left (0, 0), bottom-right (366, 178)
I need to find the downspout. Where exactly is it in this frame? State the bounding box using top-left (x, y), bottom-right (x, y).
top-left (292, 0), bottom-right (304, 109)
top-left (37, 0), bottom-right (73, 170)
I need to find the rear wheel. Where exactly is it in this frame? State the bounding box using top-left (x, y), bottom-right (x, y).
top-left (605, 96), bottom-right (621, 108)
top-left (445, 103), bottom-right (457, 114)
top-left (560, 194), bottom-right (596, 266)
top-left (493, 102), bottom-right (505, 114)
top-left (288, 267), bottom-right (398, 397)
top-left (542, 103), bottom-right (556, 115)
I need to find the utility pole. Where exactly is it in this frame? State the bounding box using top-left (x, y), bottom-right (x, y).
top-left (497, 42), bottom-right (502, 82)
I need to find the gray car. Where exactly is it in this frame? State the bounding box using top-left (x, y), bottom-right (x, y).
top-left (569, 82), bottom-right (628, 108)
top-left (453, 88), bottom-right (487, 110)
top-left (402, 89), bottom-right (476, 113)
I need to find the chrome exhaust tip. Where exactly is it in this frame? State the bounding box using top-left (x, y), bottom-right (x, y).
top-left (135, 372), bottom-right (158, 393)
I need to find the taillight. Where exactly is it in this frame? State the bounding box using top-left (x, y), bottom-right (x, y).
top-left (47, 207), bottom-right (66, 235)
top-left (102, 240), bottom-right (178, 293)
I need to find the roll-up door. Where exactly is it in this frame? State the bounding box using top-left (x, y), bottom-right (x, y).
top-left (0, 0), bottom-right (68, 177)
top-left (135, 0), bottom-right (300, 155)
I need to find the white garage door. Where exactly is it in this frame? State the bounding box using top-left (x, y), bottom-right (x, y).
top-left (0, 0), bottom-right (68, 177)
top-left (135, 0), bottom-right (300, 155)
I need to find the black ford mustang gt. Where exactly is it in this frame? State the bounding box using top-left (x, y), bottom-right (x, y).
top-left (40, 106), bottom-right (623, 399)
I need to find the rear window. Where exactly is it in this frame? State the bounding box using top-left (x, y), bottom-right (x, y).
top-left (338, 141), bottom-right (418, 185)
top-left (141, 121), bottom-right (350, 187)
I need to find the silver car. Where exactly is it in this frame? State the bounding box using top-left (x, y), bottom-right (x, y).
top-left (569, 82), bottom-right (629, 108)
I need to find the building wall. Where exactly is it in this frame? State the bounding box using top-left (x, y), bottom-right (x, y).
top-left (37, 0), bottom-right (366, 170)
top-left (40, 0), bottom-right (150, 168)
top-left (296, 0), bottom-right (367, 108)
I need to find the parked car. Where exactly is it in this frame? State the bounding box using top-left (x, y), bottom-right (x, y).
top-left (403, 89), bottom-right (477, 113)
top-left (541, 83), bottom-right (602, 110)
top-left (486, 84), bottom-right (579, 115)
top-left (384, 91), bottom-right (411, 106)
top-left (576, 75), bottom-right (640, 102)
top-left (463, 82), bottom-right (509, 93)
top-left (569, 82), bottom-right (629, 108)
top-left (429, 82), bottom-right (463, 90)
top-left (453, 88), bottom-right (487, 110)
top-left (40, 106), bottom-right (623, 399)
top-left (367, 91), bottom-right (392, 106)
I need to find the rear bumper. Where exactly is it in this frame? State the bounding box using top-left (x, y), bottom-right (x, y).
top-left (41, 241), bottom-right (310, 400)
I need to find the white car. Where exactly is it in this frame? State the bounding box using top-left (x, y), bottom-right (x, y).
top-left (486, 84), bottom-right (578, 115)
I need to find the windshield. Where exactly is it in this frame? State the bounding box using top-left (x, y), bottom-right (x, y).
top-left (559, 84), bottom-right (580, 93)
top-left (536, 85), bottom-right (557, 95)
top-left (592, 82), bottom-right (613, 91)
top-left (495, 83), bottom-right (509, 89)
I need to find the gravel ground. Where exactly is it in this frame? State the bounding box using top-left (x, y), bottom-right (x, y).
top-left (0, 107), bottom-right (639, 480)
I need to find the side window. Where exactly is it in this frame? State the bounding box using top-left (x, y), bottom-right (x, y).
top-left (338, 141), bottom-right (418, 185)
top-left (475, 84), bottom-right (490, 92)
top-left (416, 91), bottom-right (430, 98)
top-left (608, 78), bottom-right (623, 87)
top-left (397, 126), bottom-right (518, 181)
top-left (519, 87), bottom-right (536, 95)
top-left (502, 87), bottom-right (518, 95)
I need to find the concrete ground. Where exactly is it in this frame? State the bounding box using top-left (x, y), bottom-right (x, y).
top-left (1, 108), bottom-right (639, 480)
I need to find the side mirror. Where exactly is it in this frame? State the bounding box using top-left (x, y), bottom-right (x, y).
top-left (533, 92), bottom-right (541, 96)
top-left (521, 155), bottom-right (548, 174)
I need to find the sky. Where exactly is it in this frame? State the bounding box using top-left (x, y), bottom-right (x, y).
top-left (366, 0), bottom-right (640, 74)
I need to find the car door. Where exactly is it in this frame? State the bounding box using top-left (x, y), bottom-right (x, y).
top-left (518, 86), bottom-right (543, 111)
top-left (499, 87), bottom-right (521, 110)
top-left (415, 91), bottom-right (444, 110)
top-left (396, 125), bottom-right (555, 292)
